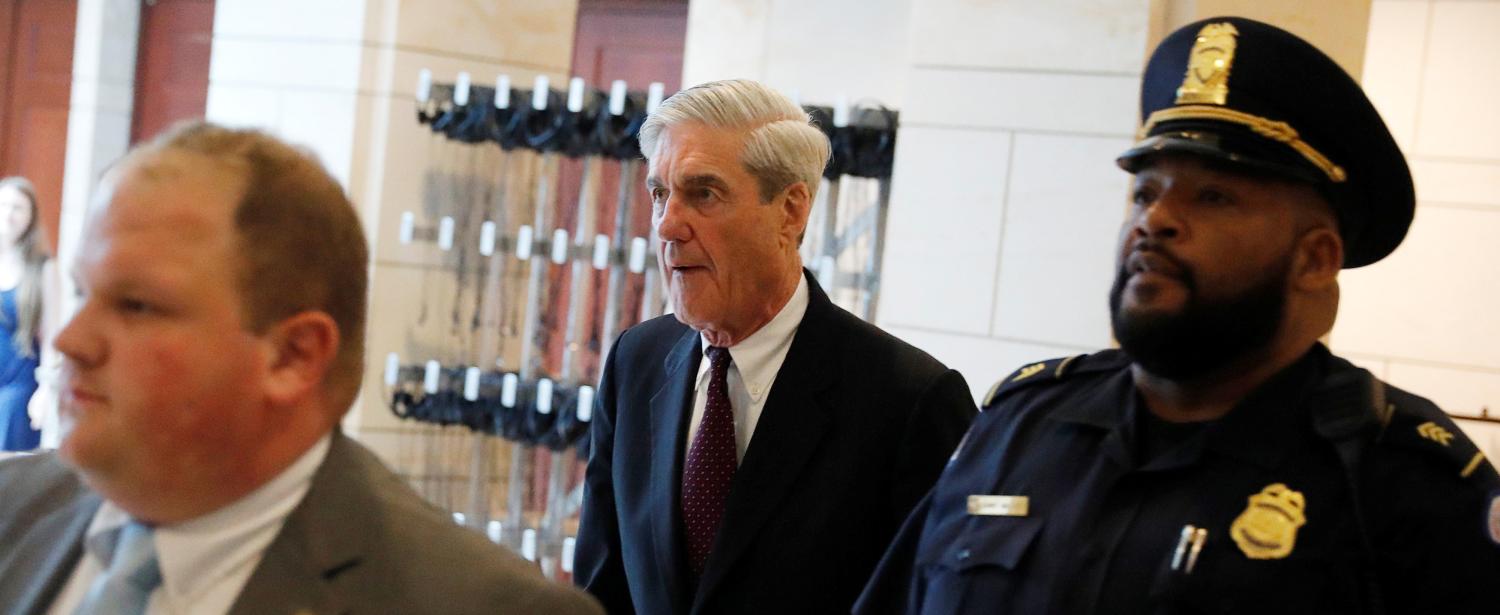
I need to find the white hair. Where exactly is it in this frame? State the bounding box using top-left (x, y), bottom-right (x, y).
top-left (639, 79), bottom-right (831, 203)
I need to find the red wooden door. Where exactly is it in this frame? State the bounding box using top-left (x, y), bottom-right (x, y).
top-left (0, 0), bottom-right (78, 255)
top-left (570, 0), bottom-right (688, 353)
top-left (537, 0), bottom-right (688, 555)
top-left (571, 0), bottom-right (688, 95)
top-left (541, 0), bottom-right (688, 379)
top-left (550, 0), bottom-right (689, 357)
top-left (131, 0), bottom-right (215, 144)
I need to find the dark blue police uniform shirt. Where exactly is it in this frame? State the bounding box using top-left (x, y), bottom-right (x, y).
top-left (857, 344), bottom-right (1500, 615)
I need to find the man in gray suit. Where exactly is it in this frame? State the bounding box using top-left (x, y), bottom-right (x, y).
top-left (0, 122), bottom-right (601, 615)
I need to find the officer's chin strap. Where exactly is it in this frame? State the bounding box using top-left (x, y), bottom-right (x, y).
top-left (1309, 365), bottom-right (1391, 615)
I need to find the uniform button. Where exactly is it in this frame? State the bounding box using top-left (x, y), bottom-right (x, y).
top-left (956, 548), bottom-right (971, 561)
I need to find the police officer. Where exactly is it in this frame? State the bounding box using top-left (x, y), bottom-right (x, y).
top-left (855, 16), bottom-right (1500, 615)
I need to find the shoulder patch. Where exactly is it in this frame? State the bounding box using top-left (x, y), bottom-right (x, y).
top-left (982, 354), bottom-right (1086, 409)
top-left (1486, 490), bottom-right (1500, 547)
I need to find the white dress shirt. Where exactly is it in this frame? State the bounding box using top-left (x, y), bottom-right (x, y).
top-left (48, 435), bottom-right (331, 615)
top-left (686, 276), bottom-right (809, 464)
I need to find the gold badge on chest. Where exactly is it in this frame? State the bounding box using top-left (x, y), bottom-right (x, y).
top-left (1230, 483), bottom-right (1306, 560)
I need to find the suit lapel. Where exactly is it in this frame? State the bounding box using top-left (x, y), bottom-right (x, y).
top-left (693, 273), bottom-right (837, 608)
top-left (649, 327), bottom-right (701, 614)
top-left (15, 489), bottom-right (99, 615)
top-left (229, 434), bottom-right (367, 615)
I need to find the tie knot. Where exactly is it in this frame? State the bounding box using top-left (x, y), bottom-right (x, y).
top-left (76, 519), bottom-right (162, 615)
top-left (706, 346), bottom-right (730, 369)
top-left (106, 521), bottom-right (162, 591)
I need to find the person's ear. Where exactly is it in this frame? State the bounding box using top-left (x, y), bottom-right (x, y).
top-left (1291, 227), bottom-right (1343, 292)
top-left (261, 311), bottom-right (340, 407)
top-left (779, 181), bottom-right (811, 247)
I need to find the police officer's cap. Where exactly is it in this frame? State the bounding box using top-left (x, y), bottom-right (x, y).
top-left (1117, 17), bottom-right (1414, 268)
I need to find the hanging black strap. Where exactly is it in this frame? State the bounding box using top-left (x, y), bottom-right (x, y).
top-left (1308, 366), bottom-right (1389, 615)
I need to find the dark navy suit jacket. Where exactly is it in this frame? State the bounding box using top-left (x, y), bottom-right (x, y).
top-left (575, 272), bottom-right (976, 614)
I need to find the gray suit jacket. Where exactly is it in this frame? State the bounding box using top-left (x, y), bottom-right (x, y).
top-left (0, 433), bottom-right (602, 615)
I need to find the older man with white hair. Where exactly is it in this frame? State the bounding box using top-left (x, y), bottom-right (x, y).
top-left (574, 79), bottom-right (977, 615)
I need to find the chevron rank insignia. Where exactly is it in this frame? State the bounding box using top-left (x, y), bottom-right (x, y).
top-left (1383, 395), bottom-right (1500, 492)
top-left (982, 355), bottom-right (1086, 409)
top-left (1417, 421), bottom-right (1455, 446)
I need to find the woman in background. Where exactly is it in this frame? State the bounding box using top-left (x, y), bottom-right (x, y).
top-left (0, 177), bottom-right (46, 451)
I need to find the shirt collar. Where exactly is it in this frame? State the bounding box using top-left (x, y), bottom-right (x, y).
top-left (699, 275), bottom-right (810, 402)
top-left (1202, 344), bottom-right (1327, 470)
top-left (1048, 344), bottom-right (1329, 471)
top-left (86, 434), bottom-right (332, 605)
top-left (1049, 366), bottom-right (1133, 429)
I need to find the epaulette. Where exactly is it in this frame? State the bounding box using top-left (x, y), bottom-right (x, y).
top-left (1310, 362), bottom-right (1500, 547)
top-left (1310, 361), bottom-right (1498, 491)
top-left (1381, 385), bottom-right (1500, 492)
top-left (981, 351), bottom-right (1121, 410)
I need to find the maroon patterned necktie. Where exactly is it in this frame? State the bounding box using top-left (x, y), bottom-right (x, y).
top-left (682, 345), bottom-right (737, 576)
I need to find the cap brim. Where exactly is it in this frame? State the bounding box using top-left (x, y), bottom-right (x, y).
top-left (1116, 131), bottom-right (1324, 185)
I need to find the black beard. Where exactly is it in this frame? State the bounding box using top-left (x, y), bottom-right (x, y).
top-left (1109, 252), bottom-right (1290, 381)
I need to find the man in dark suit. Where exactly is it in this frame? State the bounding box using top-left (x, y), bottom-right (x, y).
top-left (0, 122), bottom-right (601, 615)
top-left (574, 79), bottom-right (977, 614)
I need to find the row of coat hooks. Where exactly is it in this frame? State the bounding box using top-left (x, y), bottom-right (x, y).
top-left (386, 359), bottom-right (594, 453)
top-left (413, 69), bottom-right (899, 178)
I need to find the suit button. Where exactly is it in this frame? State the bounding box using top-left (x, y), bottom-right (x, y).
top-left (956, 548), bottom-right (972, 561)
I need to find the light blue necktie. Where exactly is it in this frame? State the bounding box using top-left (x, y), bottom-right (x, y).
top-left (74, 521), bottom-right (161, 615)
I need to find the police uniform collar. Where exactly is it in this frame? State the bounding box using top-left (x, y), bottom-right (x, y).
top-left (1047, 345), bottom-right (1330, 471)
top-left (1200, 343), bottom-right (1330, 470)
top-left (1047, 365), bottom-right (1134, 430)
top-left (1044, 370), bottom-right (1156, 470)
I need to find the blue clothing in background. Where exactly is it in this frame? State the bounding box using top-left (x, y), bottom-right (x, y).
top-left (0, 287), bottom-right (39, 451)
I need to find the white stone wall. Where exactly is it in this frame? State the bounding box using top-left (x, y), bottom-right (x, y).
top-left (1337, 0), bottom-right (1500, 455)
top-left (682, 0), bottom-right (915, 107)
top-left (861, 0), bottom-right (1149, 399)
top-left (204, 0), bottom-right (369, 188)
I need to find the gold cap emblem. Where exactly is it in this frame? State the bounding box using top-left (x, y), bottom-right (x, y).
top-left (1176, 22), bottom-right (1239, 105)
top-left (1230, 483), bottom-right (1306, 559)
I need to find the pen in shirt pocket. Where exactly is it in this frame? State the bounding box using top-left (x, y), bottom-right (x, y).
top-left (1170, 525), bottom-right (1208, 574)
